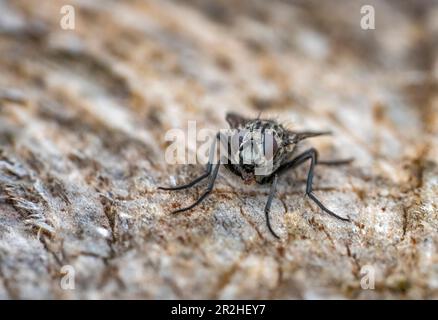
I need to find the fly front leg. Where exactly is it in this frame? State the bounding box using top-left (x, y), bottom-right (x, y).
top-left (277, 148), bottom-right (350, 222)
top-left (171, 162), bottom-right (221, 214)
top-left (158, 132), bottom-right (220, 191)
top-left (317, 158), bottom-right (354, 166)
top-left (264, 173), bottom-right (280, 239)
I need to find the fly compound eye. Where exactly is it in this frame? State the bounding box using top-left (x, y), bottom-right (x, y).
top-left (263, 132), bottom-right (278, 158)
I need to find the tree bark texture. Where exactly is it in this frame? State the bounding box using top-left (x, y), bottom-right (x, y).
top-left (0, 0), bottom-right (437, 299)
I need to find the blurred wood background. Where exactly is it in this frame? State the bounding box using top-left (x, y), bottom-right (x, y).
top-left (0, 0), bottom-right (437, 299)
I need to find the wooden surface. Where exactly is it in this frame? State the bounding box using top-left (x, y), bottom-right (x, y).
top-left (0, 0), bottom-right (437, 299)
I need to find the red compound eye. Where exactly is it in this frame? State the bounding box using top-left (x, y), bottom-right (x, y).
top-left (263, 132), bottom-right (278, 157)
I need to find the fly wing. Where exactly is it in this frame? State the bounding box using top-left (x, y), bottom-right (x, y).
top-left (225, 112), bottom-right (248, 129)
top-left (287, 130), bottom-right (332, 144)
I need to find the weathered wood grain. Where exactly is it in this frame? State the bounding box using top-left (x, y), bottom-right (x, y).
top-left (0, 0), bottom-right (437, 299)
